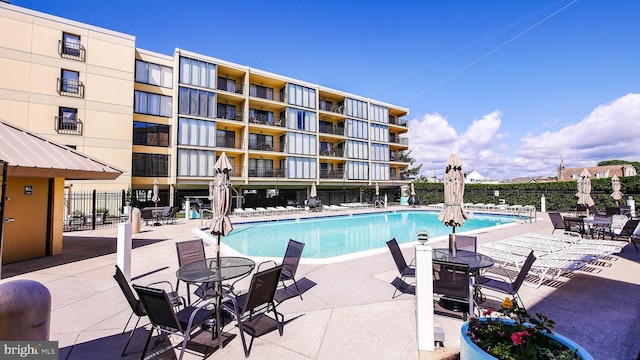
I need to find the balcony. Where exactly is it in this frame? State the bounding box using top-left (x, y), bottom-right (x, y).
top-left (217, 111), bottom-right (244, 122)
top-left (388, 117), bottom-right (408, 127)
top-left (215, 137), bottom-right (244, 150)
top-left (217, 80), bottom-right (244, 95)
top-left (247, 168), bottom-right (287, 178)
top-left (55, 116), bottom-right (82, 135)
top-left (319, 169), bottom-right (345, 179)
top-left (58, 40), bottom-right (85, 61)
top-left (57, 78), bottom-right (84, 98)
top-left (249, 115), bottom-right (285, 128)
top-left (320, 148), bottom-right (345, 158)
top-left (249, 85), bottom-right (285, 102)
top-left (248, 141), bottom-right (285, 153)
top-left (389, 137), bottom-right (409, 146)
top-left (319, 125), bottom-right (345, 136)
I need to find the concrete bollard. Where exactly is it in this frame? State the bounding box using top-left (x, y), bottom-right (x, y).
top-left (131, 207), bottom-right (141, 234)
top-left (0, 280), bottom-right (51, 340)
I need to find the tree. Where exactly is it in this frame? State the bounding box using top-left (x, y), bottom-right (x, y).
top-left (597, 160), bottom-right (640, 173)
top-left (399, 149), bottom-right (422, 180)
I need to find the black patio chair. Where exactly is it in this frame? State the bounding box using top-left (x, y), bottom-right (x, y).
top-left (455, 235), bottom-right (477, 253)
top-left (548, 212), bottom-right (566, 234)
top-left (386, 238), bottom-right (416, 298)
top-left (258, 239), bottom-right (306, 302)
top-left (112, 265), bottom-right (184, 356)
top-left (221, 265), bottom-right (285, 357)
top-left (607, 218), bottom-right (640, 251)
top-left (176, 239), bottom-right (208, 304)
top-left (564, 216), bottom-right (587, 236)
top-left (476, 251), bottom-right (536, 310)
top-left (133, 284), bottom-right (215, 360)
top-left (433, 260), bottom-right (472, 320)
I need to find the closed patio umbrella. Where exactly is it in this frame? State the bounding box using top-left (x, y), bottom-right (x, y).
top-left (152, 178), bottom-right (160, 225)
top-left (611, 174), bottom-right (623, 206)
top-left (310, 182), bottom-right (317, 198)
top-left (438, 153), bottom-right (468, 256)
top-left (576, 168), bottom-right (595, 214)
top-left (409, 183), bottom-right (420, 207)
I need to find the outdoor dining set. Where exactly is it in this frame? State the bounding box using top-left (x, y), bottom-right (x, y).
top-left (114, 238), bottom-right (313, 359)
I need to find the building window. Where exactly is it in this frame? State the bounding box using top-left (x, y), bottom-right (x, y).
top-left (132, 153), bottom-right (169, 177)
top-left (371, 143), bottom-right (389, 161)
top-left (347, 119), bottom-right (368, 139)
top-left (177, 149), bottom-right (215, 177)
top-left (370, 123), bottom-right (389, 142)
top-left (347, 160), bottom-right (369, 180)
top-left (287, 133), bottom-right (316, 155)
top-left (217, 77), bottom-right (237, 93)
top-left (135, 60), bottom-right (173, 88)
top-left (249, 134), bottom-right (274, 151)
top-left (287, 108), bottom-right (316, 132)
top-left (133, 122), bottom-right (170, 147)
top-left (371, 163), bottom-right (390, 180)
top-left (345, 98), bottom-right (368, 119)
top-left (347, 140), bottom-right (368, 160)
top-left (216, 130), bottom-right (237, 149)
top-left (249, 84), bottom-right (274, 100)
top-left (58, 69), bottom-right (83, 97)
top-left (217, 104), bottom-right (237, 120)
top-left (178, 87), bottom-right (215, 118)
top-left (55, 107), bottom-right (81, 134)
top-left (287, 157), bottom-right (316, 179)
top-left (178, 117), bottom-right (215, 147)
top-left (179, 56), bottom-right (216, 89)
top-left (134, 90), bottom-right (172, 117)
top-left (287, 83), bottom-right (316, 108)
top-left (59, 32), bottom-right (84, 60)
top-left (370, 104), bottom-right (389, 123)
top-left (249, 159), bottom-right (274, 177)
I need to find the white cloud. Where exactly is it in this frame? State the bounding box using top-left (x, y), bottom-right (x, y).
top-left (408, 93), bottom-right (640, 180)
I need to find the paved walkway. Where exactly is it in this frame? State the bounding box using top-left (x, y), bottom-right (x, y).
top-left (1, 208), bottom-right (639, 359)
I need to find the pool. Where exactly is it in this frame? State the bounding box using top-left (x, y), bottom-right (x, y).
top-left (221, 211), bottom-right (516, 261)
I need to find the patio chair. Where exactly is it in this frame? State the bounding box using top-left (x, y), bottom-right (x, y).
top-left (607, 218), bottom-right (640, 251)
top-left (176, 239), bottom-right (208, 304)
top-left (433, 260), bottom-right (472, 320)
top-left (455, 235), bottom-right (477, 253)
top-left (112, 265), bottom-right (184, 356)
top-left (386, 238), bottom-right (416, 298)
top-left (258, 239), bottom-right (306, 302)
top-left (221, 265), bottom-right (285, 357)
top-left (548, 212), bottom-right (566, 234)
top-left (563, 216), bottom-right (587, 236)
top-left (476, 251), bottom-right (536, 309)
top-left (133, 284), bottom-right (215, 360)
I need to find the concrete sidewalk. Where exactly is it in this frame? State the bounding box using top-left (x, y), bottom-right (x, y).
top-left (1, 210), bottom-right (639, 359)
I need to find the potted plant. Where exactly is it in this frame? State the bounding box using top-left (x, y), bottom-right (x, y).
top-left (461, 297), bottom-right (593, 360)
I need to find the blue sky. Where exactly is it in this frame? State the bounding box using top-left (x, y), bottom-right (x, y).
top-left (15, 0), bottom-right (640, 179)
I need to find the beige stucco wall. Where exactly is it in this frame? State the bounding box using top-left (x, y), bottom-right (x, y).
top-left (0, 4), bottom-right (135, 192)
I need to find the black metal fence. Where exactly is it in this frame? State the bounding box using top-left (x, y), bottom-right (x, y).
top-left (63, 189), bottom-right (126, 232)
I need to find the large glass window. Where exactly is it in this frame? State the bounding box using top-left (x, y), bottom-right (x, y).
top-left (249, 159), bottom-right (274, 177)
top-left (60, 69), bottom-right (80, 94)
top-left (347, 140), bottom-right (368, 160)
top-left (178, 87), bottom-right (215, 118)
top-left (249, 134), bottom-right (274, 151)
top-left (370, 104), bottom-right (389, 123)
top-left (216, 130), bottom-right (237, 148)
top-left (287, 157), bottom-right (316, 179)
top-left (58, 107), bottom-right (78, 131)
top-left (287, 133), bottom-right (316, 155)
top-left (249, 109), bottom-right (275, 124)
top-left (370, 123), bottom-right (389, 142)
top-left (177, 117), bottom-right (215, 147)
top-left (345, 98), bottom-right (367, 119)
top-left (179, 56), bottom-right (216, 89)
top-left (135, 91), bottom-right (172, 117)
top-left (133, 122), bottom-right (170, 147)
top-left (62, 32), bottom-right (81, 56)
top-left (249, 84), bottom-right (274, 100)
top-left (287, 83), bottom-right (316, 108)
top-left (135, 60), bottom-right (173, 88)
top-left (371, 143), bottom-right (389, 161)
top-left (347, 160), bottom-right (368, 180)
top-left (132, 153), bottom-right (169, 177)
top-left (371, 163), bottom-right (390, 180)
top-left (177, 149), bottom-right (216, 177)
top-left (287, 108), bottom-right (316, 132)
top-left (347, 119), bottom-right (368, 139)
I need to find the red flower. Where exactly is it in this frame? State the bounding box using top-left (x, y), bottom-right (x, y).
top-left (511, 330), bottom-right (529, 346)
top-left (482, 308), bottom-right (493, 316)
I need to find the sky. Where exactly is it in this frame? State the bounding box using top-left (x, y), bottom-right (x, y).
top-left (13, 0), bottom-right (640, 180)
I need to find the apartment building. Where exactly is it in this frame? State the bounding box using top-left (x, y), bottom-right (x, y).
top-left (1, 3), bottom-right (410, 209)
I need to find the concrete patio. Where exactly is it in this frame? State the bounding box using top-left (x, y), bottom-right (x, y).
top-left (1, 208), bottom-right (639, 360)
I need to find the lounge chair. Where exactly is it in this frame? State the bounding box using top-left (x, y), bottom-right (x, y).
top-left (221, 265), bottom-right (285, 357)
top-left (112, 265), bottom-right (185, 356)
top-left (476, 251), bottom-right (536, 309)
top-left (133, 284), bottom-right (215, 360)
top-left (386, 238), bottom-right (415, 298)
top-left (255, 207), bottom-right (270, 215)
top-left (604, 218), bottom-right (640, 251)
top-left (233, 208), bottom-right (248, 216)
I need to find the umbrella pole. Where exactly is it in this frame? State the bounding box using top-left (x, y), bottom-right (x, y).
top-left (216, 234), bottom-right (222, 348)
top-left (450, 227), bottom-right (457, 257)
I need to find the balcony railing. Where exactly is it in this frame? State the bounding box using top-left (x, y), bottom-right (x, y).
top-left (389, 137), bottom-right (409, 146)
top-left (319, 125), bottom-right (345, 136)
top-left (320, 148), bottom-right (345, 158)
top-left (319, 169), bottom-right (345, 179)
top-left (216, 81), bottom-right (244, 95)
top-left (57, 78), bottom-right (84, 98)
top-left (55, 116), bottom-right (82, 135)
top-left (389, 117), bottom-right (408, 127)
top-left (249, 115), bottom-right (286, 127)
top-left (58, 40), bottom-right (85, 61)
top-left (249, 86), bottom-right (285, 102)
top-left (247, 168), bottom-right (287, 178)
top-left (248, 141), bottom-right (286, 153)
top-left (217, 111), bottom-right (244, 122)
top-left (215, 138), bottom-right (244, 150)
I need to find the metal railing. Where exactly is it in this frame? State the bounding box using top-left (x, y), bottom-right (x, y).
top-left (217, 111), bottom-right (244, 122)
top-left (216, 81), bottom-right (244, 95)
top-left (57, 78), bottom-right (84, 98)
top-left (248, 141), bottom-right (286, 152)
top-left (249, 114), bottom-right (286, 127)
top-left (63, 190), bottom-right (126, 232)
top-left (215, 137), bottom-right (244, 150)
top-left (54, 116), bottom-right (83, 135)
top-left (319, 125), bottom-right (346, 136)
top-left (58, 40), bottom-right (85, 61)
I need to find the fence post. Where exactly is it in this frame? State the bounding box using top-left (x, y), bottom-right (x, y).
top-left (92, 189), bottom-right (97, 230)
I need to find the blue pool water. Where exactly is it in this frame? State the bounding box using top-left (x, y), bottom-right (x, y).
top-left (222, 211), bottom-right (515, 259)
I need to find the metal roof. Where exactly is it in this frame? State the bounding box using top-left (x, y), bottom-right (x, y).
top-left (0, 119), bottom-right (123, 180)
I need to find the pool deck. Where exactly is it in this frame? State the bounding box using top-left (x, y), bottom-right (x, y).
top-left (1, 206), bottom-right (639, 359)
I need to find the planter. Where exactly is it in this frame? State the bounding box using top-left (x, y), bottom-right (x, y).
top-left (460, 320), bottom-right (593, 360)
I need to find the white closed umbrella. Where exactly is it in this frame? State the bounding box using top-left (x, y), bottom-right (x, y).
top-left (438, 153), bottom-right (468, 256)
top-left (576, 168), bottom-right (595, 213)
top-left (611, 174), bottom-right (623, 206)
top-left (310, 182), bottom-right (317, 198)
top-left (152, 178), bottom-right (160, 225)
